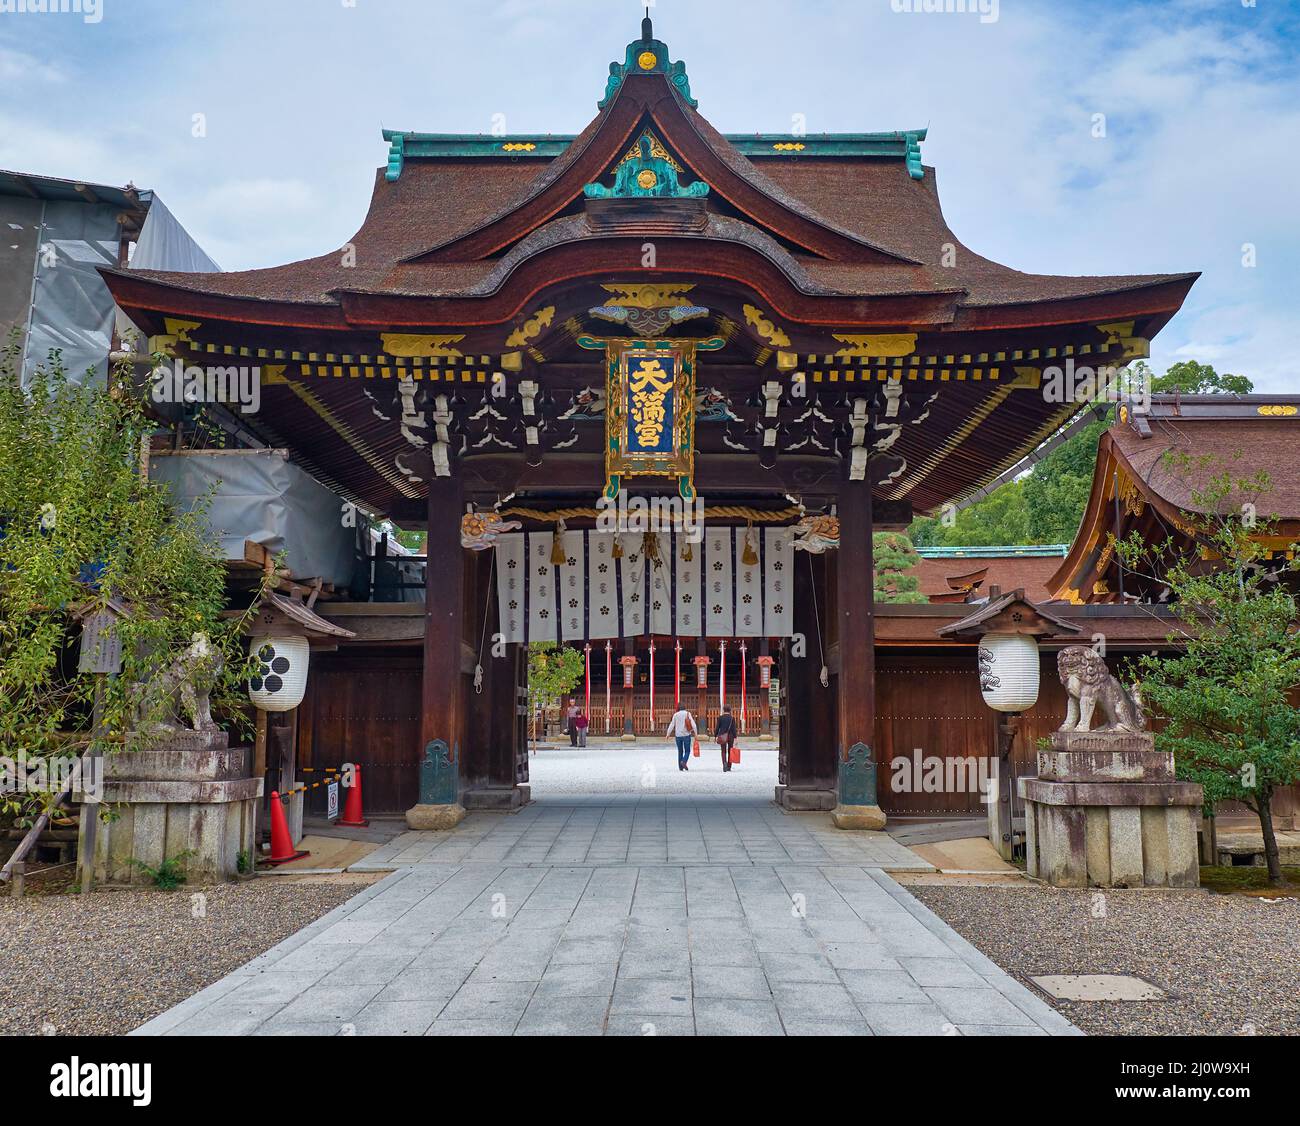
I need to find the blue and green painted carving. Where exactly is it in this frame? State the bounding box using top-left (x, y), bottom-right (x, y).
top-left (839, 742), bottom-right (879, 808)
top-left (419, 739), bottom-right (458, 806)
top-left (584, 135), bottom-right (708, 200)
top-left (600, 25), bottom-right (697, 109)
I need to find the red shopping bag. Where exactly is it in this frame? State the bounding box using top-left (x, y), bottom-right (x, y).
top-left (729, 745), bottom-right (741, 765)
top-left (692, 737), bottom-right (701, 757)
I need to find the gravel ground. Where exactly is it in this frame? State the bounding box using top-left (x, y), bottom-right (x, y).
top-left (0, 876), bottom-right (372, 1036)
top-left (911, 884), bottom-right (1300, 1035)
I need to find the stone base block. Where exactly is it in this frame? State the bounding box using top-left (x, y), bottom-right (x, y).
top-left (462, 785), bottom-right (531, 811)
top-left (81, 795), bottom-right (258, 886)
top-left (405, 803), bottom-right (467, 830)
top-left (1020, 776), bottom-right (1201, 889)
top-left (774, 785), bottom-right (837, 812)
top-left (78, 737), bottom-right (260, 885)
top-left (620, 734), bottom-right (637, 742)
top-left (832, 804), bottom-right (887, 831)
top-left (1040, 732), bottom-right (1171, 784)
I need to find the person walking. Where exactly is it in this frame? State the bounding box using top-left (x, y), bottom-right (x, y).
top-left (666, 705), bottom-right (698, 772)
top-left (574, 709), bottom-right (589, 748)
top-left (714, 705), bottom-right (738, 772)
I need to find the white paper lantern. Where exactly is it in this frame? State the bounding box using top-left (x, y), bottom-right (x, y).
top-left (978, 632), bottom-right (1039, 713)
top-left (248, 635), bottom-right (310, 712)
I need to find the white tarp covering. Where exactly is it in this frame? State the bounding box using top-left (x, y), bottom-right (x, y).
top-left (149, 449), bottom-right (356, 588)
top-left (21, 200), bottom-right (119, 388)
top-left (129, 196), bottom-right (220, 273)
top-left (496, 527), bottom-right (794, 644)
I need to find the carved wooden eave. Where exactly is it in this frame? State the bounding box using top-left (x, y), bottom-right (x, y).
top-left (936, 588), bottom-right (1082, 641)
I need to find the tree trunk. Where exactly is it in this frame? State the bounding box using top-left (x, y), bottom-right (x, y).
top-left (1256, 786), bottom-right (1283, 885)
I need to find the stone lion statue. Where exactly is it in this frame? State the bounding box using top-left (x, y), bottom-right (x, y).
top-left (1057, 646), bottom-right (1145, 733)
top-left (133, 632), bottom-right (224, 735)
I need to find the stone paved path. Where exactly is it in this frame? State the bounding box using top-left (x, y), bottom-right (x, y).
top-left (135, 798), bottom-right (1077, 1037)
top-left (352, 797), bottom-right (928, 869)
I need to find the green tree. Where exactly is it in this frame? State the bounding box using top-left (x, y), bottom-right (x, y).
top-left (0, 339), bottom-right (262, 822)
top-left (1120, 462), bottom-right (1299, 885)
top-left (526, 642), bottom-right (586, 720)
top-left (1145, 359), bottom-right (1253, 396)
top-left (873, 532), bottom-right (928, 604)
top-left (910, 479), bottom-right (1031, 547)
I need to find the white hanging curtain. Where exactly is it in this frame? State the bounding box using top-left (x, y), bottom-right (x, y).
top-left (494, 528), bottom-right (794, 643)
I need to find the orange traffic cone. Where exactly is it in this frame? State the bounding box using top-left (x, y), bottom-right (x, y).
top-left (338, 766), bottom-right (369, 828)
top-left (262, 790), bottom-right (310, 867)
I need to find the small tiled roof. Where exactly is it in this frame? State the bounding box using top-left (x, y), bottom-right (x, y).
top-left (906, 551), bottom-right (1066, 604)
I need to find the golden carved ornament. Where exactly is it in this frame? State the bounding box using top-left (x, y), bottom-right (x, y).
top-left (742, 304), bottom-right (791, 348)
top-left (832, 333), bottom-right (917, 359)
top-left (601, 283), bottom-right (694, 309)
top-left (380, 333), bottom-right (465, 358)
top-left (506, 306), bottom-right (556, 348)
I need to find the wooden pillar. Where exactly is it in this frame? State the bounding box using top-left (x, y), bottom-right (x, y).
top-left (462, 547), bottom-right (522, 806)
top-left (779, 551), bottom-right (837, 809)
top-left (831, 481), bottom-right (884, 826)
top-left (418, 474), bottom-right (464, 797)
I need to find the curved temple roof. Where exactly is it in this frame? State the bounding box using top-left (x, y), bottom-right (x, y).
top-left (105, 21), bottom-right (1195, 324)
top-left (101, 19), bottom-right (1199, 519)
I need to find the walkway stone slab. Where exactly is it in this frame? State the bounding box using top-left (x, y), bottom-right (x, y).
top-left (132, 797), bottom-right (1075, 1038)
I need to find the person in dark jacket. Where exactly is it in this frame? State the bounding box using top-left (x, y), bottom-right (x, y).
top-left (714, 706), bottom-right (738, 772)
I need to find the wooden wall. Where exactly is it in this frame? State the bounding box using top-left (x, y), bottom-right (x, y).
top-left (874, 649), bottom-right (1077, 816)
top-left (297, 648), bottom-right (424, 813)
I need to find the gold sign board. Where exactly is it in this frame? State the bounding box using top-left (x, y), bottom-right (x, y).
top-left (603, 340), bottom-right (698, 500)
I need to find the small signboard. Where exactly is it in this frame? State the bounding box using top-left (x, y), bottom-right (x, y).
top-left (78, 610), bottom-right (123, 675)
top-left (326, 780), bottom-right (340, 821)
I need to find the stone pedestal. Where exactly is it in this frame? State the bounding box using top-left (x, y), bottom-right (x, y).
top-left (76, 730), bottom-right (261, 885)
top-left (405, 738), bottom-right (467, 831)
top-left (831, 742), bottom-right (887, 831)
top-left (1019, 731), bottom-right (1201, 888)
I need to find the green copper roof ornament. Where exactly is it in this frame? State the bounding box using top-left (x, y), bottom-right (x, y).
top-left (584, 134), bottom-right (709, 199)
top-left (904, 131), bottom-right (925, 181)
top-left (599, 14), bottom-right (697, 109)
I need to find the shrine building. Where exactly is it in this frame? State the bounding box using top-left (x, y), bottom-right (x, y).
top-left (102, 18), bottom-right (1200, 819)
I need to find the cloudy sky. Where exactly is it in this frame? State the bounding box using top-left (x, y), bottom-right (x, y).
top-left (3, 0), bottom-right (1296, 388)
